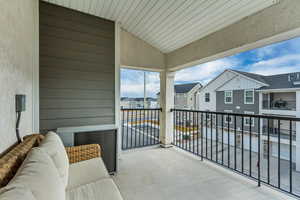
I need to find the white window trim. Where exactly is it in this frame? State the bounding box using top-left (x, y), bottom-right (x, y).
top-left (224, 90), bottom-right (233, 104)
top-left (244, 89), bottom-right (254, 104)
top-left (244, 111), bottom-right (255, 127)
top-left (224, 110), bottom-right (233, 124)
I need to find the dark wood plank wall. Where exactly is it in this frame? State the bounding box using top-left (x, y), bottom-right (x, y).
top-left (39, 2), bottom-right (115, 132)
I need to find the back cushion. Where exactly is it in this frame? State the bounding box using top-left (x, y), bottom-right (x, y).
top-left (39, 132), bottom-right (69, 187)
top-left (4, 148), bottom-right (65, 200)
top-left (0, 185), bottom-right (36, 200)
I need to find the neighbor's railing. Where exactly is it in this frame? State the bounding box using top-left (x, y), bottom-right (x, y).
top-left (171, 109), bottom-right (300, 198)
top-left (121, 108), bottom-right (161, 150)
top-left (262, 100), bottom-right (296, 111)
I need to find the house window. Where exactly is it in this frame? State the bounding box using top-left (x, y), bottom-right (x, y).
top-left (205, 93), bottom-right (210, 102)
top-left (224, 110), bottom-right (233, 124)
top-left (244, 111), bottom-right (255, 126)
top-left (224, 91), bottom-right (233, 104)
top-left (244, 89), bottom-right (254, 104)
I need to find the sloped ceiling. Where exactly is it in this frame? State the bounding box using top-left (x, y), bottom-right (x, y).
top-left (42, 0), bottom-right (277, 53)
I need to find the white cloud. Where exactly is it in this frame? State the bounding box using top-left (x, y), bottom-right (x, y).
top-left (175, 57), bottom-right (238, 84)
top-left (248, 54), bottom-right (300, 75)
top-left (254, 45), bottom-right (276, 60)
top-left (121, 70), bottom-right (160, 97)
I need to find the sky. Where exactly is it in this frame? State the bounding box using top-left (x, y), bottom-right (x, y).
top-left (121, 36), bottom-right (300, 98)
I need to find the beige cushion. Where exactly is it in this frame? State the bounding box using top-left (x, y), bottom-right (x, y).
top-left (0, 186), bottom-right (36, 200)
top-left (6, 148), bottom-right (65, 200)
top-left (66, 178), bottom-right (123, 200)
top-left (39, 131), bottom-right (69, 187)
top-left (67, 157), bottom-right (110, 190)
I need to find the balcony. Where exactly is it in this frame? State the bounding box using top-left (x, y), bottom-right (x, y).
top-left (3, 1), bottom-right (300, 200)
top-left (262, 93), bottom-right (296, 111)
top-left (121, 108), bottom-right (300, 199)
top-left (262, 100), bottom-right (296, 111)
top-left (114, 148), bottom-right (295, 200)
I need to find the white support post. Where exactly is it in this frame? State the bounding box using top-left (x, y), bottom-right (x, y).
top-left (296, 91), bottom-right (300, 171)
top-left (159, 71), bottom-right (175, 147)
top-left (115, 22), bottom-right (121, 171)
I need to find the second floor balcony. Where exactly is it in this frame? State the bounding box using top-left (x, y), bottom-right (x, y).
top-left (262, 92), bottom-right (296, 111)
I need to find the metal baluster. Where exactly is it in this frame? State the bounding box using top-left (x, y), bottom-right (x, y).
top-left (216, 114), bottom-right (218, 163)
top-left (155, 110), bottom-right (158, 145)
top-left (147, 110), bottom-right (150, 146)
top-left (289, 120), bottom-right (293, 193)
top-left (206, 113), bottom-right (208, 158)
top-left (197, 112), bottom-right (199, 155)
top-left (267, 118), bottom-right (270, 184)
top-left (250, 117), bottom-right (252, 177)
top-left (189, 111), bottom-right (192, 152)
top-left (211, 113), bottom-right (213, 160)
top-left (222, 114), bottom-right (224, 165)
top-left (150, 110), bottom-right (153, 145)
top-left (228, 113), bottom-right (230, 167)
top-left (185, 111), bottom-right (188, 150)
top-left (278, 119), bottom-right (281, 189)
top-left (143, 110), bottom-right (145, 146)
top-left (131, 110), bottom-right (134, 148)
top-left (121, 110), bottom-right (124, 150)
top-left (193, 112), bottom-right (196, 154)
top-left (134, 110), bottom-right (137, 148)
top-left (234, 115), bottom-right (237, 170)
top-left (201, 113), bottom-right (204, 161)
top-left (157, 109), bottom-right (160, 144)
top-left (174, 110), bottom-right (177, 146)
top-left (127, 110), bottom-right (129, 149)
top-left (139, 110), bottom-right (142, 147)
top-left (258, 117), bottom-right (261, 187)
top-left (242, 117), bottom-right (244, 173)
top-left (181, 111), bottom-right (183, 149)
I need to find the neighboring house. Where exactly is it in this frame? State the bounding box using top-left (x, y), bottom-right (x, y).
top-left (198, 70), bottom-right (236, 111)
top-left (157, 82), bottom-right (202, 110)
top-left (201, 69), bottom-right (300, 170)
top-left (121, 97), bottom-right (158, 109)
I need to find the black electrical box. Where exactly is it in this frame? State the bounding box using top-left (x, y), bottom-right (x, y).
top-left (16, 95), bottom-right (26, 112)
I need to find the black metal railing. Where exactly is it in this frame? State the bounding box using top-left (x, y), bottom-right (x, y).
top-left (262, 100), bottom-right (296, 111)
top-left (121, 108), bottom-right (161, 150)
top-left (171, 109), bottom-right (300, 198)
top-left (262, 126), bottom-right (296, 141)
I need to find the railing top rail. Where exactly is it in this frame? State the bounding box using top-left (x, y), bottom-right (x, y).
top-left (121, 108), bottom-right (162, 111)
top-left (171, 108), bottom-right (300, 121)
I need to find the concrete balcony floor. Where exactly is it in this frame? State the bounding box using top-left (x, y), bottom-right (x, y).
top-left (113, 147), bottom-right (296, 200)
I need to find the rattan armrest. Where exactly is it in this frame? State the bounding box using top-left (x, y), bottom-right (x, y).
top-left (65, 144), bottom-right (101, 164)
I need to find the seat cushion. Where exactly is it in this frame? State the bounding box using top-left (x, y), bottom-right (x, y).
top-left (39, 131), bottom-right (69, 187)
top-left (4, 148), bottom-right (65, 200)
top-left (0, 186), bottom-right (36, 200)
top-left (67, 157), bottom-right (110, 190)
top-left (66, 178), bottom-right (123, 200)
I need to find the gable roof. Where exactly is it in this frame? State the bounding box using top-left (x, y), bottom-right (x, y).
top-left (230, 70), bottom-right (268, 85)
top-left (175, 83), bottom-right (201, 93)
top-left (231, 70), bottom-right (300, 90)
top-left (157, 82), bottom-right (202, 95)
top-left (259, 73), bottom-right (300, 90)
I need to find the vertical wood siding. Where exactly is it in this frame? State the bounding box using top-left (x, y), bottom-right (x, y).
top-left (39, 2), bottom-right (115, 132)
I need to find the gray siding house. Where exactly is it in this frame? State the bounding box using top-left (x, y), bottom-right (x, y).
top-left (209, 69), bottom-right (300, 168)
top-left (216, 89), bottom-right (260, 132)
top-left (157, 82), bottom-right (202, 109)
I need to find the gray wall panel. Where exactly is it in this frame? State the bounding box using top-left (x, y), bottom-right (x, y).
top-left (216, 90), bottom-right (259, 132)
top-left (40, 2), bottom-right (115, 132)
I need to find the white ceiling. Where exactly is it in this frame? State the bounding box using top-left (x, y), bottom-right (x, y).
top-left (42, 0), bottom-right (277, 53)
